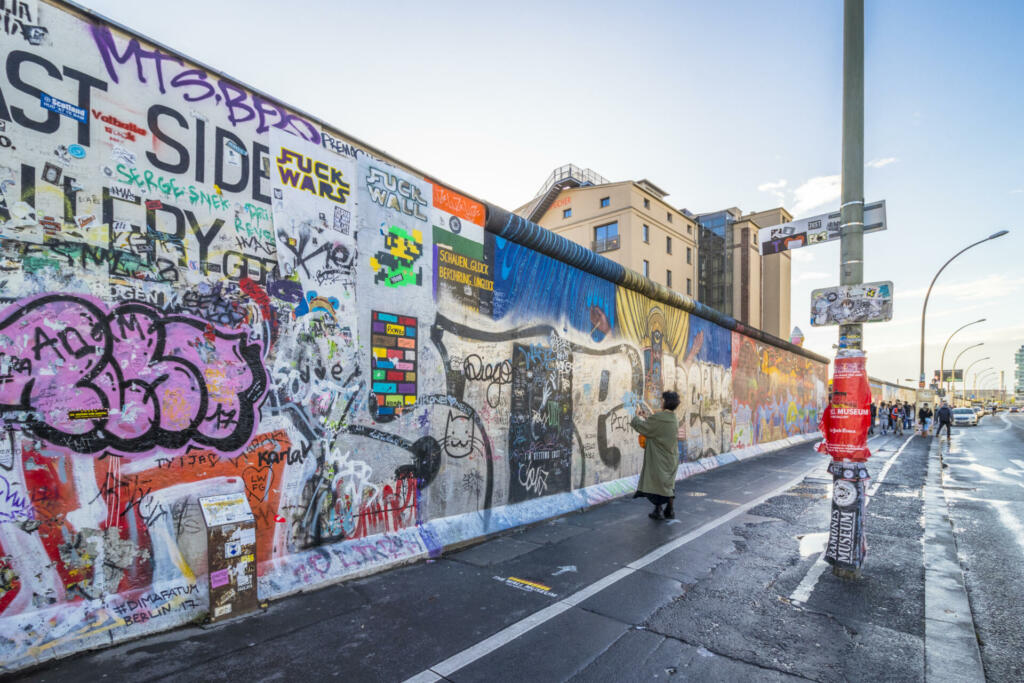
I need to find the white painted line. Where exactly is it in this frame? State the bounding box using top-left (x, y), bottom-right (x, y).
top-left (789, 434), bottom-right (914, 606)
top-left (990, 500), bottom-right (1024, 558)
top-left (404, 456), bottom-right (827, 682)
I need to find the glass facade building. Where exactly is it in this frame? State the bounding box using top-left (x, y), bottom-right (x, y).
top-left (696, 209), bottom-right (738, 317)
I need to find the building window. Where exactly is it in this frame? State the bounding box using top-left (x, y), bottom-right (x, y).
top-left (643, 260), bottom-right (650, 277)
top-left (687, 278), bottom-right (692, 295)
top-left (667, 212), bottom-right (673, 222)
top-left (666, 236), bottom-right (672, 254)
top-left (642, 224), bottom-right (649, 243)
top-left (593, 221), bottom-right (619, 253)
top-left (686, 246), bottom-right (692, 265)
top-left (666, 270), bottom-right (672, 288)
top-left (687, 224), bottom-right (692, 235)
top-left (563, 208), bottom-right (572, 219)
top-left (643, 198), bottom-right (650, 209)
top-left (600, 196), bottom-right (610, 208)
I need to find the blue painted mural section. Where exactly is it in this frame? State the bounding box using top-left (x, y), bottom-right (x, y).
top-left (490, 235), bottom-right (617, 342)
top-left (686, 315), bottom-right (732, 366)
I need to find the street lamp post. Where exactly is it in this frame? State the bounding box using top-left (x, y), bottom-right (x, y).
top-left (939, 320), bottom-right (985, 396)
top-left (962, 357), bottom-right (990, 402)
top-left (950, 342), bottom-right (984, 403)
top-left (918, 231), bottom-right (1008, 388)
top-left (974, 368), bottom-right (996, 399)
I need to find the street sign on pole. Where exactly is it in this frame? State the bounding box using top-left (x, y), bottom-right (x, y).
top-left (811, 281), bottom-right (893, 326)
top-left (759, 200), bottom-right (886, 255)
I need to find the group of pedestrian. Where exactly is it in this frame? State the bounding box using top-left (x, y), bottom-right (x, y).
top-left (872, 400), bottom-right (914, 436)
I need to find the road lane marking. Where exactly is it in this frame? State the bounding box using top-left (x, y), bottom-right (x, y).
top-left (405, 455), bottom-right (827, 682)
top-left (789, 434), bottom-right (914, 606)
top-left (990, 500), bottom-right (1024, 555)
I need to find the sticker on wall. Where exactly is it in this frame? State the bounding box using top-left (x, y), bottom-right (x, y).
top-left (369, 311), bottom-right (418, 422)
top-left (371, 224), bottom-right (423, 288)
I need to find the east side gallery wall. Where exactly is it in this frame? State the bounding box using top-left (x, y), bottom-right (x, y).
top-left (0, 0), bottom-right (828, 671)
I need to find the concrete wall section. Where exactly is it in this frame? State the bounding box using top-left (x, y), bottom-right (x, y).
top-left (0, 1), bottom-right (828, 671)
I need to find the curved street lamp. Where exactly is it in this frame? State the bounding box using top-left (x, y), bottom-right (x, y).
top-left (961, 357), bottom-right (989, 402)
top-left (974, 368), bottom-right (996, 397)
top-left (918, 230), bottom-right (1009, 388)
top-left (940, 319), bottom-right (985, 394)
top-left (950, 342), bottom-right (984, 399)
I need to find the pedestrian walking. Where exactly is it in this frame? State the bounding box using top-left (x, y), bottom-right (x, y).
top-left (903, 402), bottom-right (912, 430)
top-left (880, 401), bottom-right (889, 434)
top-left (891, 402), bottom-right (903, 435)
top-left (936, 401), bottom-right (953, 442)
top-left (869, 402), bottom-right (877, 435)
top-left (918, 403), bottom-right (933, 438)
top-left (631, 391), bottom-right (681, 520)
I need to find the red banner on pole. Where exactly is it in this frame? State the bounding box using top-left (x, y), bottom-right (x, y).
top-left (816, 355), bottom-right (872, 462)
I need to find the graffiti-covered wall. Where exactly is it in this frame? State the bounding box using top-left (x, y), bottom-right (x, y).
top-left (0, 0), bottom-right (828, 670)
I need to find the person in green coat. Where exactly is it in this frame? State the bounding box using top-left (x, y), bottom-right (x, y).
top-left (631, 391), bottom-right (681, 520)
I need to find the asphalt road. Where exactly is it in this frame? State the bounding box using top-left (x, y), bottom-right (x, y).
top-left (940, 411), bottom-right (1024, 682)
top-left (12, 423), bottom-right (1019, 682)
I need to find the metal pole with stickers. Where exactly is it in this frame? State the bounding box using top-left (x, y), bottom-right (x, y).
top-left (817, 0), bottom-right (873, 580)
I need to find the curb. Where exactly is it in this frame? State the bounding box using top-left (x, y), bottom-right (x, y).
top-left (922, 437), bottom-right (985, 682)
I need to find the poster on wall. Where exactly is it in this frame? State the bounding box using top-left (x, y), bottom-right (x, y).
top-left (810, 281), bottom-right (893, 326)
top-left (357, 158), bottom-right (433, 421)
top-left (270, 129), bottom-right (357, 305)
top-left (430, 182), bottom-right (493, 316)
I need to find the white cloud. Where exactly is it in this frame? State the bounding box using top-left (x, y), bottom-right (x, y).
top-left (790, 174), bottom-right (840, 216)
top-left (795, 271), bottom-right (829, 283)
top-left (757, 179), bottom-right (787, 203)
top-left (898, 274), bottom-right (1024, 303)
top-left (867, 157), bottom-right (898, 169)
top-left (1011, 188), bottom-right (1024, 194)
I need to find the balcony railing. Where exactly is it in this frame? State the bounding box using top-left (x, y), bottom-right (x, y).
top-left (592, 236), bottom-right (620, 253)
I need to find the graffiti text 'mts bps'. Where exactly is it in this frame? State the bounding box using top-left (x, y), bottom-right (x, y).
top-left (0, 51), bottom-right (275, 206)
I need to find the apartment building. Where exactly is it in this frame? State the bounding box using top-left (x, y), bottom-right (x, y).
top-left (516, 165), bottom-right (698, 297)
top-left (516, 165), bottom-right (792, 340)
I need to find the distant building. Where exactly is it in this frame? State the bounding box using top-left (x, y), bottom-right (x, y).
top-left (694, 206), bottom-right (792, 338)
top-left (1016, 344), bottom-right (1024, 401)
top-left (516, 164), bottom-right (793, 340)
top-left (516, 165), bottom-right (698, 298)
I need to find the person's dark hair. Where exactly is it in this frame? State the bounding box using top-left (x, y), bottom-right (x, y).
top-left (662, 391), bottom-right (680, 411)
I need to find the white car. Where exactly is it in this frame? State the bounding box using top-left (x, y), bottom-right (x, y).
top-left (972, 406), bottom-right (985, 421)
top-left (952, 407), bottom-right (977, 426)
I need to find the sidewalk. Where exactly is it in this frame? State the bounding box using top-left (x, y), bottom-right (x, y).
top-left (14, 433), bottom-right (959, 682)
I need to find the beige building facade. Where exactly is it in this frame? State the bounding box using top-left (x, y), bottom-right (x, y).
top-left (517, 167), bottom-right (699, 298)
top-left (746, 208), bottom-right (793, 339)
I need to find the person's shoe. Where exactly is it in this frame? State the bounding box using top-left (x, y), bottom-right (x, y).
top-left (663, 507), bottom-right (675, 519)
top-left (649, 509), bottom-right (664, 520)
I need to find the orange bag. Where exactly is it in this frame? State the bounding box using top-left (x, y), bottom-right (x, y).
top-left (638, 435), bottom-right (646, 448)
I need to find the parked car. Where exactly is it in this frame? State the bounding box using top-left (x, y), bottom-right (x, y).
top-left (972, 406), bottom-right (985, 421)
top-left (1011, 407), bottom-right (1020, 413)
top-left (952, 407), bottom-right (978, 426)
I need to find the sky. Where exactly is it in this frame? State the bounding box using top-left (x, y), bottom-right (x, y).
top-left (76, 0), bottom-right (1024, 396)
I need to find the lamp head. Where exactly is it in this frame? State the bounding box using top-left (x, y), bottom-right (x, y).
top-left (988, 230), bottom-right (1009, 239)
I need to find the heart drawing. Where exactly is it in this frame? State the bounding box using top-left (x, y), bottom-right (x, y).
top-left (242, 466), bottom-right (274, 503)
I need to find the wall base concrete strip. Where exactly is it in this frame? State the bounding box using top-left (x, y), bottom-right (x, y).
top-left (923, 439), bottom-right (985, 682)
top-left (261, 431), bottom-right (822, 602)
